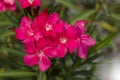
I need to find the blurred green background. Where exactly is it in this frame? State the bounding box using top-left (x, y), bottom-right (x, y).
top-left (0, 0), bottom-right (120, 80)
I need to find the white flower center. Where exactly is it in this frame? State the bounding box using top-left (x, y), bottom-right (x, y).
top-left (27, 30), bottom-right (34, 36)
top-left (81, 23), bottom-right (85, 27)
top-left (60, 37), bottom-right (67, 44)
top-left (45, 24), bottom-right (52, 31)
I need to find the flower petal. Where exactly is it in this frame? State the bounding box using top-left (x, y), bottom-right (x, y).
top-left (48, 12), bottom-right (60, 24)
top-left (22, 37), bottom-right (34, 44)
top-left (32, 0), bottom-right (41, 7)
top-left (0, 1), bottom-right (6, 12)
top-left (57, 44), bottom-right (67, 58)
top-left (67, 39), bottom-right (79, 53)
top-left (20, 16), bottom-right (32, 30)
top-left (18, 0), bottom-right (30, 8)
top-left (38, 55), bottom-right (51, 72)
top-left (37, 9), bottom-right (48, 27)
top-left (37, 38), bottom-right (50, 49)
top-left (15, 28), bottom-right (27, 40)
top-left (24, 42), bottom-right (37, 54)
top-left (75, 20), bottom-right (87, 35)
top-left (81, 34), bottom-right (96, 46)
top-left (53, 20), bottom-right (65, 33)
top-left (77, 44), bottom-right (88, 59)
top-left (24, 54), bottom-right (39, 66)
top-left (66, 26), bottom-right (77, 38)
top-left (43, 47), bottom-right (57, 58)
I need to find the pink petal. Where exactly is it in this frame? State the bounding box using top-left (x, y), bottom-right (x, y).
top-left (77, 44), bottom-right (88, 59)
top-left (32, 16), bottom-right (39, 31)
top-left (3, 0), bottom-right (15, 5)
top-left (34, 32), bottom-right (43, 41)
top-left (20, 16), bottom-right (32, 30)
top-left (0, 1), bottom-right (6, 12)
top-left (24, 54), bottom-right (39, 66)
top-left (81, 34), bottom-right (96, 46)
top-left (22, 37), bottom-right (34, 44)
top-left (38, 55), bottom-right (51, 72)
top-left (37, 38), bottom-right (50, 49)
top-left (66, 26), bottom-right (77, 39)
top-left (43, 47), bottom-right (57, 58)
top-left (15, 28), bottom-right (27, 40)
top-left (24, 42), bottom-right (37, 54)
top-left (37, 9), bottom-right (48, 27)
top-left (48, 12), bottom-right (60, 24)
top-left (53, 20), bottom-right (65, 33)
top-left (18, 0), bottom-right (30, 8)
top-left (32, 0), bottom-right (41, 7)
top-left (7, 3), bottom-right (16, 11)
top-left (67, 39), bottom-right (79, 53)
top-left (75, 20), bottom-right (87, 35)
top-left (57, 44), bottom-right (67, 58)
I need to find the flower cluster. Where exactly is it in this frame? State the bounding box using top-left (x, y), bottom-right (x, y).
top-left (15, 9), bottom-right (96, 72)
top-left (0, 0), bottom-right (16, 12)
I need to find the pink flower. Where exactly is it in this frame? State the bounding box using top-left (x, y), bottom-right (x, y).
top-left (18, 0), bottom-right (41, 8)
top-left (36, 10), bottom-right (65, 38)
top-left (0, 0), bottom-right (16, 12)
top-left (15, 16), bottom-right (43, 43)
top-left (75, 20), bottom-right (96, 59)
top-left (24, 38), bottom-right (57, 72)
top-left (56, 24), bottom-right (79, 58)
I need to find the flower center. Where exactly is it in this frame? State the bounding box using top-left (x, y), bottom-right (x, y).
top-left (37, 50), bottom-right (44, 57)
top-left (45, 24), bottom-right (52, 31)
top-left (28, 0), bottom-right (34, 4)
top-left (27, 30), bottom-right (34, 36)
top-left (60, 37), bottom-right (68, 44)
top-left (81, 23), bottom-right (85, 27)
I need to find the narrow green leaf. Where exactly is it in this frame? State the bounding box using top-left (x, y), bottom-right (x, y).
top-left (0, 71), bottom-right (36, 77)
top-left (73, 70), bottom-right (93, 77)
top-left (98, 21), bottom-right (117, 32)
top-left (0, 31), bottom-right (14, 39)
top-left (70, 10), bottom-right (94, 24)
top-left (89, 32), bottom-right (117, 54)
top-left (56, 0), bottom-right (79, 11)
top-left (1, 13), bottom-right (19, 27)
top-left (73, 53), bottom-right (102, 70)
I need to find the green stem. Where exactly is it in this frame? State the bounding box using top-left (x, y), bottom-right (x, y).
top-left (86, 0), bottom-right (104, 33)
top-left (37, 72), bottom-right (47, 80)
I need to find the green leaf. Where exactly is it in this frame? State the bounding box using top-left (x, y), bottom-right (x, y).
top-left (73, 70), bottom-right (93, 77)
top-left (70, 10), bottom-right (94, 24)
top-left (56, 0), bottom-right (79, 11)
top-left (89, 32), bottom-right (117, 54)
top-left (0, 71), bottom-right (36, 77)
top-left (73, 53), bottom-right (102, 70)
top-left (1, 13), bottom-right (19, 27)
top-left (98, 21), bottom-right (117, 32)
top-left (0, 31), bottom-right (14, 39)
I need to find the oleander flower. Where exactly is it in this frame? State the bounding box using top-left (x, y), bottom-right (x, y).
top-left (15, 9), bottom-right (96, 72)
top-left (0, 0), bottom-right (16, 12)
top-left (15, 16), bottom-right (43, 43)
top-left (24, 38), bottom-right (57, 72)
top-left (56, 24), bottom-right (79, 58)
top-left (18, 0), bottom-right (41, 8)
top-left (75, 20), bottom-right (96, 58)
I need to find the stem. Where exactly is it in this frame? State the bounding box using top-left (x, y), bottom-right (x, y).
top-left (86, 0), bottom-right (104, 33)
top-left (37, 72), bottom-right (47, 80)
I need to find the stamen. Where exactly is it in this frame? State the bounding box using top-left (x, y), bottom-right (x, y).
top-left (60, 37), bottom-right (67, 44)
